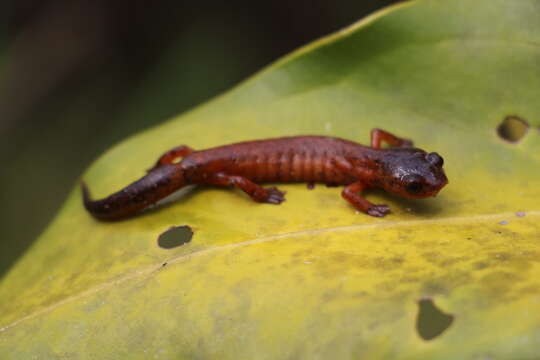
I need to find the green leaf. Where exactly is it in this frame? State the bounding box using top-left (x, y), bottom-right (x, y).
top-left (1, 0), bottom-right (540, 358)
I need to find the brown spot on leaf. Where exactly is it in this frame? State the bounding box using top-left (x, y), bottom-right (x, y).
top-left (157, 225), bottom-right (193, 249)
top-left (497, 115), bottom-right (529, 143)
top-left (416, 298), bottom-right (454, 340)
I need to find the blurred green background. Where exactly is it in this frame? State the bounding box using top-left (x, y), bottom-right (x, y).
top-left (0, 0), bottom-right (399, 275)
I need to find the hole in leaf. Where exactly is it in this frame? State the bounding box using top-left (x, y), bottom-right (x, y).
top-left (416, 298), bottom-right (454, 341)
top-left (172, 156), bottom-right (182, 164)
top-left (497, 116), bottom-right (529, 143)
top-left (158, 225), bottom-right (193, 249)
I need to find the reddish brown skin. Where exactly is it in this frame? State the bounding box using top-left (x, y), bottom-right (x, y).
top-left (82, 129), bottom-right (448, 220)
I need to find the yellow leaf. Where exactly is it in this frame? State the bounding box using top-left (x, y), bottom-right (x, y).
top-left (1, 0), bottom-right (540, 358)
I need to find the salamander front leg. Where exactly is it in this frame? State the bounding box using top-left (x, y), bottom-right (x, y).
top-left (210, 173), bottom-right (286, 204)
top-left (370, 128), bottom-right (413, 149)
top-left (341, 181), bottom-right (390, 217)
top-left (148, 145), bottom-right (194, 172)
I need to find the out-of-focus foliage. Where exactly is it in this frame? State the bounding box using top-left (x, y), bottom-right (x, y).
top-left (0, 0), bottom-right (397, 275)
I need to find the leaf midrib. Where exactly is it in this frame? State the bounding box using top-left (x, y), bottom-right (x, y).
top-left (1, 210), bottom-right (538, 333)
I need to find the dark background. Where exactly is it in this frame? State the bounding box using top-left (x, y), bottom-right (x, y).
top-left (0, 0), bottom-right (400, 275)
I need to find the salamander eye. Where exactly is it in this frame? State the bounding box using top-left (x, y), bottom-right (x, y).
top-left (403, 175), bottom-right (424, 195)
top-left (406, 181), bottom-right (423, 194)
top-left (427, 152), bottom-right (444, 167)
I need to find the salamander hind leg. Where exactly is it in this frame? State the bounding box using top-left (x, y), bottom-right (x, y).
top-left (148, 145), bottom-right (194, 172)
top-left (341, 181), bottom-right (390, 217)
top-left (209, 173), bottom-right (286, 204)
top-left (370, 128), bottom-right (413, 149)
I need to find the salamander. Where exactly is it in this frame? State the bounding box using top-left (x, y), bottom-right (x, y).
top-left (82, 128), bottom-right (448, 220)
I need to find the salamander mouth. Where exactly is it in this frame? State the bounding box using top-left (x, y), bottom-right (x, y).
top-left (400, 178), bottom-right (448, 199)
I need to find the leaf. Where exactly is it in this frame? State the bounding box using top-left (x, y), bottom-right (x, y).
top-left (1, 0), bottom-right (540, 358)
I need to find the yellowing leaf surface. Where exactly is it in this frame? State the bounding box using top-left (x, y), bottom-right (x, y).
top-left (1, 0), bottom-right (540, 358)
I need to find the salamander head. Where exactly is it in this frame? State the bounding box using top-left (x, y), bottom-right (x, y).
top-left (379, 148), bottom-right (448, 198)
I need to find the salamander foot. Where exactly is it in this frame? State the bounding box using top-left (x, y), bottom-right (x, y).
top-left (265, 187), bottom-right (286, 204)
top-left (367, 204), bottom-right (390, 217)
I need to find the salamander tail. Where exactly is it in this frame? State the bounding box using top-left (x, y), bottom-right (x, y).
top-left (82, 164), bottom-right (187, 220)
